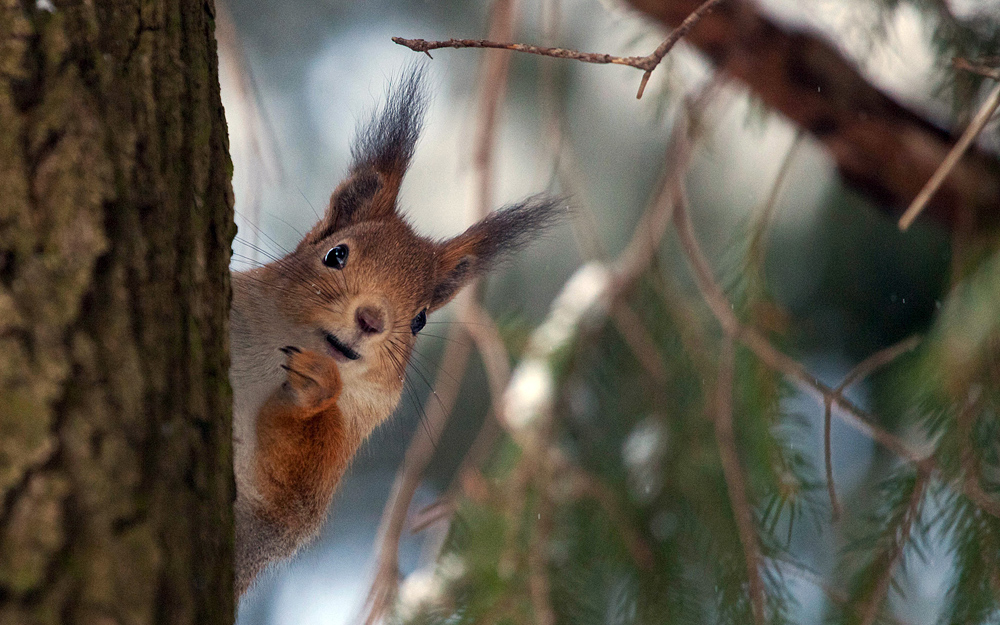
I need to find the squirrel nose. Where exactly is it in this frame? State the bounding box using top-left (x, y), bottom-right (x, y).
top-left (355, 306), bottom-right (386, 335)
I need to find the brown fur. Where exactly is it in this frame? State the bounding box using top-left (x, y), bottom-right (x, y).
top-left (254, 349), bottom-right (356, 525)
top-left (231, 70), bottom-right (562, 597)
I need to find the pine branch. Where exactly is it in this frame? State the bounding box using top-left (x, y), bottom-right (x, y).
top-left (771, 557), bottom-right (915, 625)
top-left (856, 466), bottom-right (931, 625)
top-left (672, 183), bottom-right (930, 467)
top-left (956, 387), bottom-right (1000, 517)
top-left (567, 468), bottom-right (657, 571)
top-left (713, 337), bottom-right (766, 624)
top-left (628, 0), bottom-right (1000, 230)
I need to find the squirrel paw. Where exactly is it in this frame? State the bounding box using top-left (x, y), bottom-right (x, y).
top-left (278, 346), bottom-right (341, 409)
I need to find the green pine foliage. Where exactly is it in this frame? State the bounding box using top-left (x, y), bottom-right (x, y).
top-left (389, 233), bottom-right (1000, 623)
top-left (382, 1), bottom-right (999, 622)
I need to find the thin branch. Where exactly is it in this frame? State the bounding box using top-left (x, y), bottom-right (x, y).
top-left (955, 387), bottom-right (1000, 517)
top-left (898, 79), bottom-right (1000, 230)
top-left (394, 0), bottom-right (725, 99)
top-left (464, 300), bottom-right (513, 412)
top-left (567, 466), bottom-right (656, 570)
top-left (363, 300), bottom-right (475, 624)
top-left (472, 0), bottom-right (519, 219)
top-left (676, 184), bottom-right (991, 531)
top-left (835, 336), bottom-right (922, 394)
top-left (634, 0), bottom-right (726, 97)
top-left (608, 101), bottom-right (701, 292)
top-left (396, 302), bottom-right (512, 565)
top-left (859, 466), bottom-right (930, 625)
top-left (528, 468), bottom-right (556, 625)
top-left (953, 57), bottom-right (1000, 81)
top-left (611, 303), bottom-right (668, 383)
top-left (495, 90), bottom-right (706, 443)
top-left (747, 131), bottom-right (803, 275)
top-left (713, 337), bottom-right (766, 625)
top-left (823, 396), bottom-right (840, 521)
top-left (393, 37), bottom-right (655, 67)
top-left (770, 557), bottom-right (915, 625)
top-left (824, 335), bottom-right (922, 520)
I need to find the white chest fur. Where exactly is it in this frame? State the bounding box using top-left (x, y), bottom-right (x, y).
top-left (228, 271), bottom-right (403, 504)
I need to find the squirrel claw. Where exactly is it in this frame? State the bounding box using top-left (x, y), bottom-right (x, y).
top-left (279, 348), bottom-right (341, 409)
top-left (279, 345), bottom-right (301, 355)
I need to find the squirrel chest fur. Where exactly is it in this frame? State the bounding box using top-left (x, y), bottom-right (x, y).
top-left (229, 70), bottom-right (561, 596)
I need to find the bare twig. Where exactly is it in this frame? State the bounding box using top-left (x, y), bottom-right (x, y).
top-left (822, 395), bottom-right (840, 521)
top-left (464, 300), bottom-right (513, 413)
top-left (859, 466), bottom-right (930, 625)
top-left (747, 131), bottom-right (803, 274)
top-left (899, 79), bottom-right (1000, 230)
top-left (836, 336), bottom-right (922, 394)
top-left (824, 335), bottom-right (922, 520)
top-left (528, 465), bottom-right (557, 625)
top-left (215, 0), bottom-right (285, 257)
top-left (472, 0), bottom-right (519, 218)
top-left (364, 301), bottom-right (506, 623)
top-left (393, 37), bottom-right (643, 65)
top-left (363, 299), bottom-right (475, 624)
top-left (713, 337), bottom-right (766, 624)
top-left (634, 0), bottom-right (726, 97)
top-left (611, 303), bottom-right (668, 382)
top-left (394, 0), bottom-right (725, 98)
top-left (953, 57), bottom-right (1000, 81)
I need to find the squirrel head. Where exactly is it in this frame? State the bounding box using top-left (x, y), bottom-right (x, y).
top-left (263, 67), bottom-right (562, 418)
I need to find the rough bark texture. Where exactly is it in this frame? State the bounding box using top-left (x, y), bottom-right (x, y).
top-left (0, 0), bottom-right (235, 623)
top-left (627, 0), bottom-right (1000, 230)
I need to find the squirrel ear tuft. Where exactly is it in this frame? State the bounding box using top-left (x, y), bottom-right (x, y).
top-left (302, 66), bottom-right (427, 247)
top-left (429, 195), bottom-right (566, 311)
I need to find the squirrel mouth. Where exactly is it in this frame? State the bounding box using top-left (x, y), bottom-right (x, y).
top-left (324, 332), bottom-right (361, 361)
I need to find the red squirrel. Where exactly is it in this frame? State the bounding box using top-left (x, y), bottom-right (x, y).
top-left (230, 69), bottom-right (561, 596)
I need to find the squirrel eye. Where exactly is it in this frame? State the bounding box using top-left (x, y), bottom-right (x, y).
top-left (410, 309), bottom-right (427, 335)
top-left (323, 244), bottom-right (349, 269)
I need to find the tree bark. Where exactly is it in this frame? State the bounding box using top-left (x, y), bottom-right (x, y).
top-left (627, 0), bottom-right (1000, 230)
top-left (0, 0), bottom-right (234, 623)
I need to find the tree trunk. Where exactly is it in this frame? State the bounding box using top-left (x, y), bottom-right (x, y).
top-left (0, 0), bottom-right (234, 623)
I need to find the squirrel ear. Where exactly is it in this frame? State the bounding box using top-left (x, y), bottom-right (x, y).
top-left (302, 67), bottom-right (426, 247)
top-left (429, 195), bottom-right (565, 311)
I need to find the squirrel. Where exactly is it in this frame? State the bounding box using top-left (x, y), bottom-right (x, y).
top-left (229, 68), bottom-right (562, 596)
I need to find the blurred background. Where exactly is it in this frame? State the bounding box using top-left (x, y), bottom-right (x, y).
top-left (220, 0), bottom-right (1000, 623)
